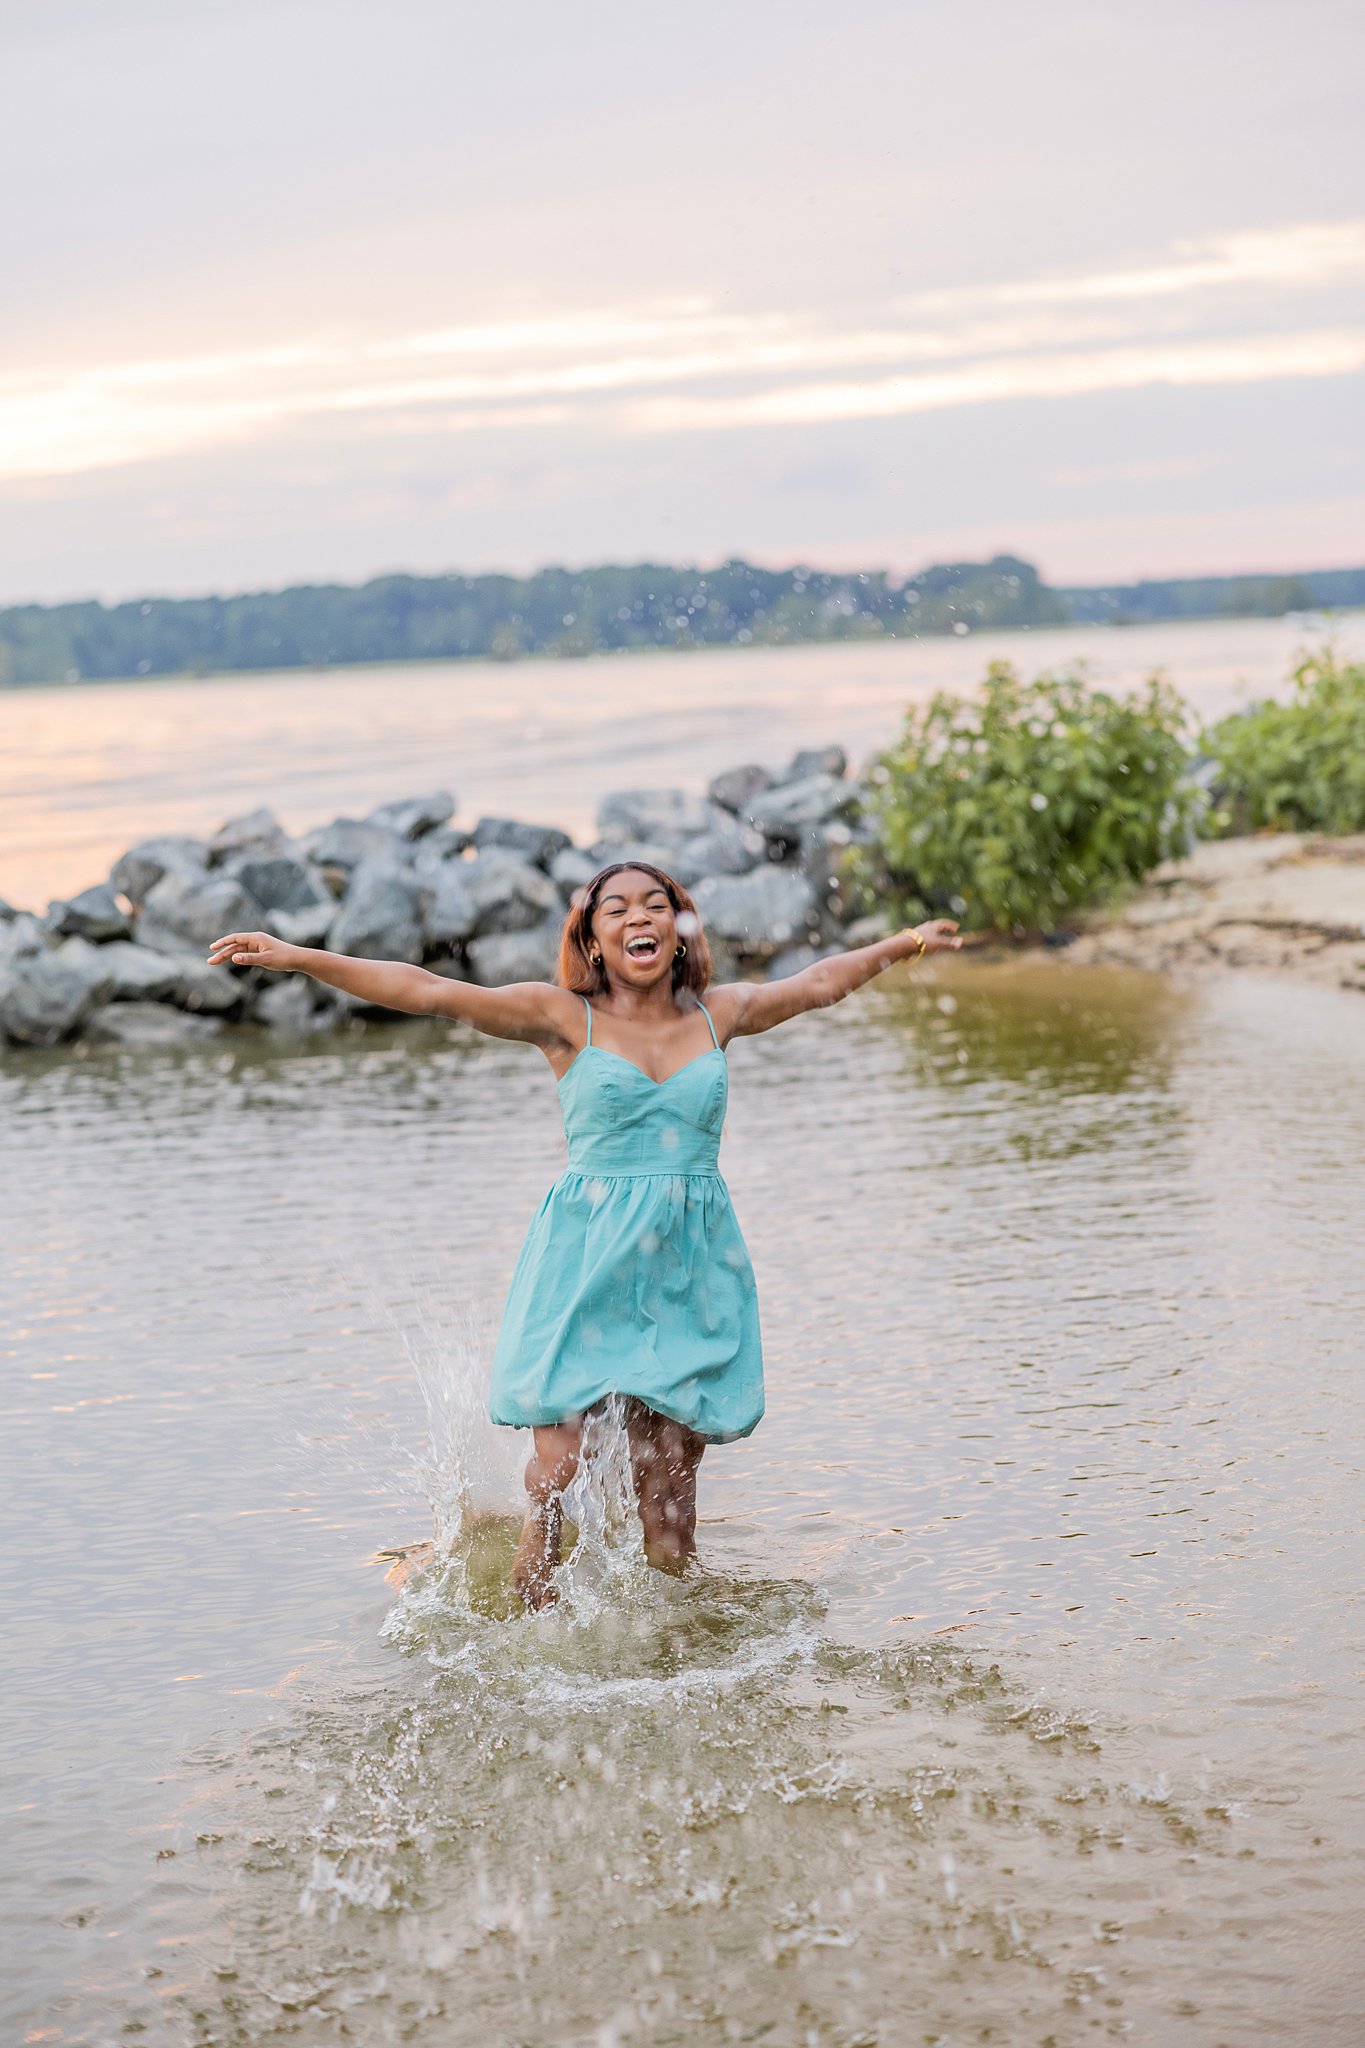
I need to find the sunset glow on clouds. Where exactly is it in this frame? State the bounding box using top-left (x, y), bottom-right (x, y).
top-left (3, 2), bottom-right (1363, 596)
top-left (4, 224), bottom-right (1363, 483)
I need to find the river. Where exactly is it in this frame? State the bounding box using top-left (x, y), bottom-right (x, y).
top-left (1, 610), bottom-right (1360, 910)
top-left (3, 957), bottom-right (1364, 2042)
top-left (3, 613), bottom-right (1364, 2043)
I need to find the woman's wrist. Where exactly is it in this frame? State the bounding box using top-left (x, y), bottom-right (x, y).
top-left (895, 926), bottom-right (928, 963)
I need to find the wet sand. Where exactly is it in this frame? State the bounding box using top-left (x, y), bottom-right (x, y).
top-left (1017, 832), bottom-right (1365, 993)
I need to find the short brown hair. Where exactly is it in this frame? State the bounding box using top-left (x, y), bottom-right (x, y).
top-left (558, 861), bottom-right (713, 997)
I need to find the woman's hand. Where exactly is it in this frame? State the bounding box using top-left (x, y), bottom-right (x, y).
top-left (902, 919), bottom-right (962, 956)
top-left (207, 930), bottom-right (298, 971)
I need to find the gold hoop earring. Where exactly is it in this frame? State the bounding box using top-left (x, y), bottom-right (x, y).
top-left (675, 942), bottom-right (687, 958)
top-left (589, 950), bottom-right (601, 965)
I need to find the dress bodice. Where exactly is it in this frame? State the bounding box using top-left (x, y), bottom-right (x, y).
top-left (557, 1045), bottom-right (727, 1177)
top-left (492, 993), bottom-right (762, 1444)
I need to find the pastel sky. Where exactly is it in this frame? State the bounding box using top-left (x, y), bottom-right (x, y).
top-left (3, 0), bottom-right (1363, 603)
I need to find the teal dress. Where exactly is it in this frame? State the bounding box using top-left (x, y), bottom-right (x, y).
top-left (489, 997), bottom-right (764, 1443)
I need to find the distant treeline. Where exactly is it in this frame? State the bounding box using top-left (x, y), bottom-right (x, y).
top-left (1, 555), bottom-right (1361, 686)
top-left (1060, 566), bottom-right (1365, 625)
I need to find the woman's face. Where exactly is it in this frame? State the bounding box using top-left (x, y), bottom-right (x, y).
top-left (589, 870), bottom-right (679, 988)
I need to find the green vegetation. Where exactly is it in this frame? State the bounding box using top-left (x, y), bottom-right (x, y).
top-left (0, 555), bottom-right (1063, 686)
top-left (2, 549), bottom-right (1359, 689)
top-left (1204, 648), bottom-right (1365, 834)
top-left (1061, 566), bottom-right (1365, 626)
top-left (862, 662), bottom-right (1198, 933)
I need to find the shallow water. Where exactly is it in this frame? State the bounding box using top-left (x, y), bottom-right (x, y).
top-left (3, 960), bottom-right (1364, 2044)
top-left (3, 609), bottom-right (1361, 908)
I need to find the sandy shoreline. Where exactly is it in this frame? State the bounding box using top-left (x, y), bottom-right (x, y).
top-left (1025, 832), bottom-right (1365, 994)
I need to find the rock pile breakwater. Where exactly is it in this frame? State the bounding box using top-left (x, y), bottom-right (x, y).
top-left (0, 745), bottom-right (889, 1049)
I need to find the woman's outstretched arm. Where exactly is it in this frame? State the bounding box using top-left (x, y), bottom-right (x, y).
top-left (206, 930), bottom-right (577, 1045)
top-left (710, 920), bottom-right (961, 1040)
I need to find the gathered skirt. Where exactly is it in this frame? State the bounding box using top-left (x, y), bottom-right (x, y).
top-left (488, 1169), bottom-right (765, 1443)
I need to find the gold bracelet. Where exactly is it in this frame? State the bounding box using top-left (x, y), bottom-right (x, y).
top-left (907, 929), bottom-right (927, 961)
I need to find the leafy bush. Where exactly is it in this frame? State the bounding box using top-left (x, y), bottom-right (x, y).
top-left (1204, 647), bottom-right (1365, 834)
top-left (863, 662), bottom-right (1198, 933)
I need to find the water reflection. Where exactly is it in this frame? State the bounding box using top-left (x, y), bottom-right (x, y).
top-left (3, 964), bottom-right (1364, 2043)
top-left (889, 955), bottom-right (1185, 1094)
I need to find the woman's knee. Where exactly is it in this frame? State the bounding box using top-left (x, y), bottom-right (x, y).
top-left (627, 1404), bottom-right (705, 1474)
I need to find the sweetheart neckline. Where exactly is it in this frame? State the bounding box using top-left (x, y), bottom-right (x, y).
top-left (558, 1044), bottom-right (726, 1091)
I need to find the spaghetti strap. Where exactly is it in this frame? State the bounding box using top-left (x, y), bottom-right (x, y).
top-left (697, 999), bottom-right (720, 1051)
top-left (581, 994), bottom-right (593, 1046)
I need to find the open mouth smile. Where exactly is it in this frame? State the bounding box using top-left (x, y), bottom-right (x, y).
top-left (624, 933), bottom-right (661, 961)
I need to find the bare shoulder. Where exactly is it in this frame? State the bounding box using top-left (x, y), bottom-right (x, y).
top-left (511, 980), bottom-right (587, 1048)
top-left (540, 981), bottom-right (591, 1045)
top-left (699, 982), bottom-right (757, 1042)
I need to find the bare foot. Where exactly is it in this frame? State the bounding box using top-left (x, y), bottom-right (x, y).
top-left (512, 1498), bottom-right (563, 1610)
top-left (378, 1540), bottom-right (435, 1591)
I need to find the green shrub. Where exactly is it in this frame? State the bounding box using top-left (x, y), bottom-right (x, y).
top-left (1204, 647), bottom-right (1365, 834)
top-left (863, 661), bottom-right (1197, 933)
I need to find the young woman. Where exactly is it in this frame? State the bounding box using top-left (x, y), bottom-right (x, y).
top-left (209, 863), bottom-right (959, 1607)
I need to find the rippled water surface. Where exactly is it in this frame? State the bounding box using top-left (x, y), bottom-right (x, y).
top-left (4, 610), bottom-right (1361, 907)
top-left (3, 961), bottom-right (1363, 2044)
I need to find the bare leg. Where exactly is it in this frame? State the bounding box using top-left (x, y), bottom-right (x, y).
top-left (513, 1421), bottom-right (582, 1610)
top-left (625, 1400), bottom-right (706, 1573)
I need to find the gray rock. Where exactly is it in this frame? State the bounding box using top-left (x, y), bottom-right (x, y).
top-left (0, 913), bottom-right (51, 970)
top-left (110, 835), bottom-right (208, 905)
top-left (0, 937), bottom-right (113, 1045)
top-left (425, 850), bottom-right (560, 948)
top-left (46, 883), bottom-right (132, 943)
top-left (692, 868), bottom-right (820, 957)
top-left (549, 846), bottom-right (599, 893)
top-left (677, 819), bottom-right (765, 878)
top-left (301, 817), bottom-right (406, 873)
top-left (798, 817), bottom-right (874, 928)
top-left (327, 858), bottom-right (428, 963)
top-left (422, 863), bottom-right (477, 947)
top-left (87, 1002), bottom-right (224, 1047)
top-left (366, 791), bottom-right (455, 840)
top-left (208, 807), bottom-right (288, 864)
top-left (743, 773), bottom-right (860, 842)
top-left (253, 975), bottom-right (330, 1034)
top-left (96, 940), bottom-right (182, 1001)
top-left (172, 960), bottom-right (244, 1014)
top-left (137, 870), bottom-right (265, 957)
top-left (702, 935), bottom-right (742, 983)
top-left (466, 919), bottom-right (562, 986)
top-left (416, 824), bottom-right (474, 863)
top-left (597, 788), bottom-right (714, 844)
top-left (584, 840), bottom-right (708, 888)
top-left (0, 897), bottom-right (15, 920)
top-left (272, 902), bottom-right (335, 948)
top-left (792, 822), bottom-right (837, 899)
top-left (842, 911), bottom-right (892, 946)
top-left (778, 744), bottom-right (847, 785)
top-left (764, 941), bottom-right (844, 979)
top-left (707, 763), bottom-right (773, 813)
top-left (472, 817), bottom-right (572, 868)
top-left (99, 939), bottom-right (244, 1013)
top-left (229, 854), bottom-right (332, 915)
